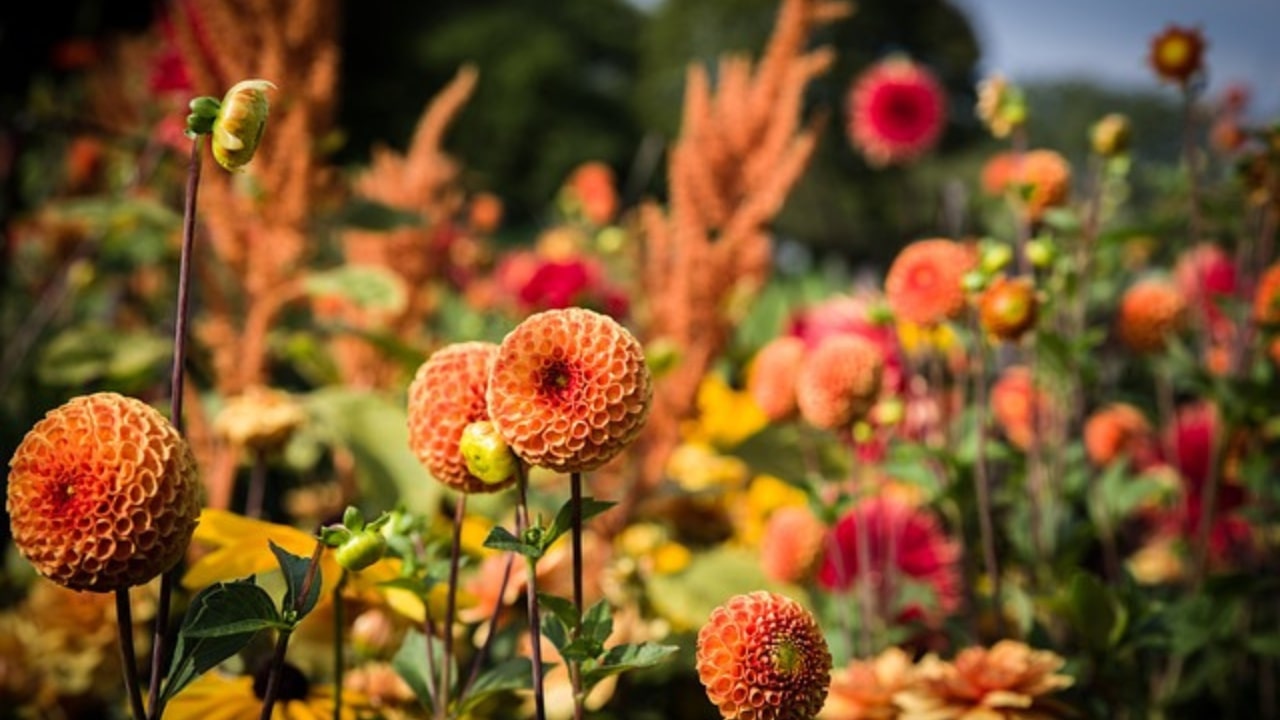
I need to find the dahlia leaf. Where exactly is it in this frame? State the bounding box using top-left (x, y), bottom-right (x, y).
top-left (537, 592), bottom-right (578, 630)
top-left (540, 612), bottom-right (572, 656)
top-left (580, 642), bottom-right (678, 688)
top-left (455, 658), bottom-right (533, 715)
top-left (544, 497), bottom-right (616, 552)
top-left (582, 599), bottom-right (613, 646)
top-left (392, 628), bottom-right (452, 709)
top-left (162, 579), bottom-right (282, 702)
top-left (482, 525), bottom-right (542, 559)
top-left (269, 539), bottom-right (323, 619)
top-left (180, 581), bottom-right (286, 638)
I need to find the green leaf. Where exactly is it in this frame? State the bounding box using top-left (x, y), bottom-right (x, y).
top-left (580, 642), bottom-right (679, 688)
top-left (541, 612), bottom-right (571, 655)
top-left (1064, 572), bottom-right (1126, 651)
top-left (269, 540), bottom-right (322, 618)
top-left (37, 326), bottom-right (172, 390)
top-left (392, 629), bottom-right (450, 708)
top-left (482, 526), bottom-right (542, 558)
top-left (582, 599), bottom-right (613, 647)
top-left (543, 497), bottom-right (616, 553)
top-left (455, 658), bottom-right (532, 716)
top-left (162, 579), bottom-right (281, 703)
top-left (1247, 635), bottom-right (1280, 658)
top-left (536, 593), bottom-right (578, 630)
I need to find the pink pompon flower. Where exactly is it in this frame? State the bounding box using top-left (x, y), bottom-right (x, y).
top-left (847, 56), bottom-right (948, 167)
top-left (747, 336), bottom-right (807, 422)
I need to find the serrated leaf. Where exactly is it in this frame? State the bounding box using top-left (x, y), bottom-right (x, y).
top-left (269, 539), bottom-right (322, 618)
top-left (392, 629), bottom-right (450, 708)
top-left (482, 526), bottom-right (541, 558)
top-left (162, 579), bottom-right (280, 703)
top-left (455, 658), bottom-right (532, 716)
top-left (580, 643), bottom-right (678, 688)
top-left (537, 593), bottom-right (578, 629)
top-left (544, 497), bottom-right (616, 552)
top-left (541, 612), bottom-right (571, 655)
top-left (582, 599), bottom-right (613, 647)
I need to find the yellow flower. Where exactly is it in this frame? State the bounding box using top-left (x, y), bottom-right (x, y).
top-left (165, 667), bottom-right (367, 720)
top-left (895, 319), bottom-right (959, 357)
top-left (734, 474), bottom-right (809, 548)
top-left (666, 442), bottom-right (751, 492)
top-left (680, 373), bottom-right (767, 448)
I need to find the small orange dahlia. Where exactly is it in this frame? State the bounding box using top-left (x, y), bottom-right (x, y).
top-left (1084, 403), bottom-right (1158, 468)
top-left (1018, 149), bottom-right (1072, 221)
top-left (748, 336), bottom-right (807, 421)
top-left (696, 591), bottom-right (832, 720)
top-left (894, 641), bottom-right (1074, 720)
top-left (407, 342), bottom-right (515, 494)
top-left (1117, 278), bottom-right (1188, 353)
top-left (884, 238), bottom-right (977, 326)
top-left (979, 275), bottom-right (1038, 342)
top-left (760, 505), bottom-right (826, 585)
top-left (487, 307), bottom-right (652, 473)
top-left (1253, 262), bottom-right (1280, 326)
top-left (7, 393), bottom-right (201, 592)
top-left (819, 646), bottom-right (916, 720)
top-left (990, 366), bottom-right (1045, 451)
top-left (796, 334), bottom-right (884, 431)
top-left (1148, 24), bottom-right (1206, 86)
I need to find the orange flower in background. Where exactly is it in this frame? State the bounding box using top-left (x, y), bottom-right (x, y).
top-left (980, 151), bottom-right (1018, 197)
top-left (407, 342), bottom-right (515, 494)
top-left (561, 161), bottom-right (620, 226)
top-left (895, 641), bottom-right (1074, 720)
top-left (979, 275), bottom-right (1038, 342)
top-left (847, 56), bottom-right (948, 167)
top-left (990, 365), bottom-right (1045, 451)
top-left (1117, 278), bottom-right (1188, 353)
top-left (1254, 262), bottom-right (1280, 326)
top-left (1018, 149), bottom-right (1071, 221)
top-left (1084, 403), bottom-right (1160, 469)
top-left (696, 591), bottom-right (831, 720)
top-left (885, 238), bottom-right (977, 326)
top-left (819, 646), bottom-right (916, 719)
top-left (487, 307), bottom-right (652, 473)
top-left (467, 192), bottom-right (504, 234)
top-left (748, 336), bottom-right (807, 421)
top-left (7, 393), bottom-right (201, 592)
top-left (1149, 24), bottom-right (1206, 86)
top-left (796, 334), bottom-right (884, 431)
top-left (760, 505), bottom-right (826, 585)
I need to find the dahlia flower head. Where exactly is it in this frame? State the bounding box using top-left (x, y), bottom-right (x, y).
top-left (407, 341), bottom-right (517, 494)
top-left (1148, 24), bottom-right (1207, 86)
top-left (748, 336), bottom-right (807, 422)
top-left (1083, 402), bottom-right (1161, 470)
top-left (847, 55), bottom-right (948, 167)
top-left (696, 591), bottom-right (832, 720)
top-left (884, 238), bottom-right (978, 327)
top-left (7, 392), bottom-right (202, 592)
top-left (895, 640), bottom-right (1074, 720)
top-left (819, 646), bottom-right (916, 720)
top-left (1173, 242), bottom-right (1237, 334)
top-left (784, 294), bottom-right (906, 395)
top-left (487, 307), bottom-right (652, 473)
top-left (796, 334), bottom-right (885, 431)
top-left (1254, 262), bottom-right (1280, 326)
top-left (990, 365), bottom-right (1046, 451)
top-left (978, 275), bottom-right (1038, 342)
top-left (1117, 277), bottom-right (1188, 354)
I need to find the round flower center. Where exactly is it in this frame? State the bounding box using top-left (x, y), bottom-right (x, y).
top-left (254, 660), bottom-right (310, 702)
top-left (1158, 37), bottom-right (1192, 67)
top-left (44, 472), bottom-right (101, 518)
top-left (773, 639), bottom-right (802, 675)
top-left (537, 359), bottom-right (578, 402)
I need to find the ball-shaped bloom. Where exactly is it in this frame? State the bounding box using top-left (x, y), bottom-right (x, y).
top-left (407, 342), bottom-right (515, 494)
top-left (487, 307), bottom-right (652, 473)
top-left (1254, 262), bottom-right (1280, 326)
top-left (847, 56), bottom-right (947, 167)
top-left (1117, 278), bottom-right (1188, 353)
top-left (760, 505), bottom-right (826, 585)
top-left (1084, 403), bottom-right (1160, 469)
top-left (7, 393), bottom-right (201, 592)
top-left (1148, 24), bottom-right (1206, 86)
top-left (979, 275), bottom-right (1038, 342)
top-left (884, 238), bottom-right (977, 326)
top-left (1018, 149), bottom-right (1072, 221)
top-left (796, 334), bottom-right (884, 431)
top-left (696, 591), bottom-right (832, 720)
top-left (747, 336), bottom-right (807, 421)
top-left (895, 641), bottom-right (1074, 720)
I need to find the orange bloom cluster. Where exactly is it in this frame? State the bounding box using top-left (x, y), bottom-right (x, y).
top-left (7, 393), bottom-right (201, 592)
top-left (487, 307), bottom-right (652, 473)
top-left (884, 238), bottom-right (977, 326)
top-left (796, 334), bottom-right (885, 431)
top-left (1117, 278), bottom-right (1188, 353)
top-left (407, 342), bottom-right (514, 494)
top-left (696, 591), bottom-right (831, 720)
top-left (895, 641), bottom-right (1074, 719)
top-left (748, 336), bottom-right (807, 421)
top-left (980, 150), bottom-right (1072, 222)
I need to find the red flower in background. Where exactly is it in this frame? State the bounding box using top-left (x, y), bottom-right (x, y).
top-left (847, 56), bottom-right (947, 167)
top-left (496, 251), bottom-right (630, 320)
top-left (1174, 243), bottom-right (1237, 335)
top-left (785, 294), bottom-right (905, 394)
top-left (817, 495), bottom-right (962, 623)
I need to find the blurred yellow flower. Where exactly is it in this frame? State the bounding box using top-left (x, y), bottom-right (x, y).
top-left (165, 668), bottom-right (368, 720)
top-left (615, 522), bottom-right (692, 575)
top-left (666, 442), bottom-right (751, 492)
top-left (680, 373), bottom-right (767, 448)
top-left (895, 320), bottom-right (959, 357)
top-left (734, 474), bottom-right (810, 547)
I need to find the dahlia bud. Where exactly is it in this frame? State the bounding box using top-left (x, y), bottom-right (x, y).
top-left (335, 530), bottom-right (388, 572)
top-left (459, 421), bottom-right (519, 486)
top-left (211, 79), bottom-right (276, 171)
top-left (1091, 113), bottom-right (1132, 158)
top-left (979, 275), bottom-right (1039, 341)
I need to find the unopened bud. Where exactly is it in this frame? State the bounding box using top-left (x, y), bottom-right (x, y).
top-left (211, 79), bottom-right (276, 171)
top-left (459, 421), bottom-right (518, 486)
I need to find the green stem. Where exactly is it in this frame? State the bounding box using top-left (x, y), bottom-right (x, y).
top-left (569, 472), bottom-right (585, 720)
top-left (970, 322), bottom-right (1004, 638)
top-left (516, 466), bottom-right (547, 720)
top-left (440, 493), bottom-right (467, 719)
top-left (116, 588), bottom-right (149, 720)
top-left (261, 540), bottom-right (324, 720)
top-left (333, 571), bottom-right (348, 720)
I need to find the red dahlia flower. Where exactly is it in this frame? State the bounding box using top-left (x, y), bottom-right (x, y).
top-left (847, 56), bottom-right (947, 167)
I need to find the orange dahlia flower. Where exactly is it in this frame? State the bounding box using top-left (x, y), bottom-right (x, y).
top-left (748, 336), bottom-right (807, 421)
top-left (1018, 149), bottom-right (1071, 221)
top-left (7, 393), bottom-right (201, 592)
top-left (696, 591), bottom-right (832, 720)
top-left (760, 505), bottom-right (826, 585)
top-left (1083, 403), bottom-right (1159, 469)
top-left (1117, 278), bottom-right (1187, 353)
top-left (487, 307), bottom-right (652, 473)
top-left (990, 366), bottom-right (1045, 451)
top-left (819, 646), bottom-right (916, 719)
top-left (894, 641), bottom-right (1074, 720)
top-left (1149, 24), bottom-right (1206, 86)
top-left (884, 238), bottom-right (977, 326)
top-left (407, 342), bottom-right (515, 494)
top-left (979, 275), bottom-right (1038, 342)
top-left (796, 334), bottom-right (884, 431)
top-left (1254, 262), bottom-right (1280, 326)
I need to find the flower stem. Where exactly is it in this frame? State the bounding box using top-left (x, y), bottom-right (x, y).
top-left (116, 588), bottom-right (149, 720)
top-left (440, 493), bottom-right (467, 719)
top-left (969, 324), bottom-right (1004, 638)
top-left (569, 473), bottom-right (586, 720)
top-left (461, 552), bottom-right (515, 698)
top-left (516, 466), bottom-right (547, 720)
top-left (261, 540), bottom-right (324, 720)
top-left (333, 571), bottom-right (348, 720)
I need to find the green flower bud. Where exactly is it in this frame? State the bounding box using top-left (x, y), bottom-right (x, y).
top-left (459, 421), bottom-right (518, 486)
top-left (979, 242), bottom-right (1013, 275)
top-left (211, 79), bottom-right (276, 171)
top-left (185, 96), bottom-right (222, 137)
top-left (1024, 237), bottom-right (1056, 269)
top-left (335, 529), bottom-right (387, 572)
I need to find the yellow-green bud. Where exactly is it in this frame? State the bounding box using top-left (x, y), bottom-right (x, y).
top-left (979, 242), bottom-right (1013, 275)
top-left (459, 421), bottom-right (518, 486)
top-left (1090, 113), bottom-right (1131, 158)
top-left (1024, 237), bottom-right (1056, 269)
top-left (211, 79), bottom-right (276, 171)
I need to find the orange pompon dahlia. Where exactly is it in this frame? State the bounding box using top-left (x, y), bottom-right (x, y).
top-left (990, 365), bottom-right (1045, 451)
top-left (1253, 262), bottom-right (1280, 326)
top-left (979, 275), bottom-right (1038, 342)
top-left (847, 56), bottom-right (948, 167)
top-left (796, 334), bottom-right (884, 431)
top-left (894, 641), bottom-right (1074, 720)
top-left (885, 238), bottom-right (977, 326)
top-left (819, 646), bottom-right (916, 719)
top-left (487, 307), bottom-right (652, 473)
top-left (1149, 24), bottom-right (1206, 86)
top-left (748, 336), bottom-right (807, 421)
top-left (7, 393), bottom-right (201, 592)
top-left (1018, 149), bottom-right (1072, 221)
top-left (1084, 403), bottom-right (1159, 468)
top-left (760, 505), bottom-right (826, 585)
top-left (1117, 278), bottom-right (1188, 353)
top-left (696, 591), bottom-right (832, 720)
top-left (407, 342), bottom-right (515, 494)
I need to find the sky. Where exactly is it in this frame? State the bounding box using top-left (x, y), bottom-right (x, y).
top-left (950, 0), bottom-right (1280, 117)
